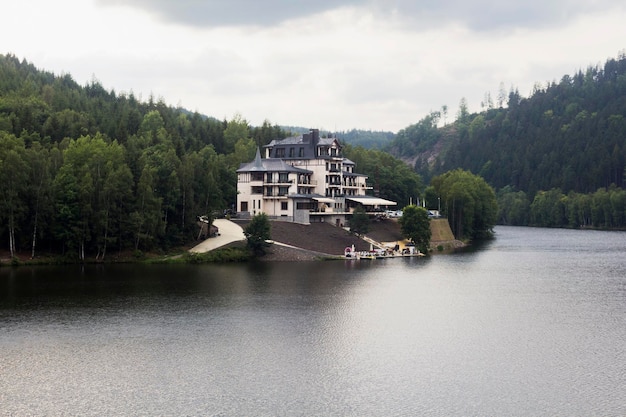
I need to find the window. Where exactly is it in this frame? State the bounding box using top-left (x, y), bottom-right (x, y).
top-left (281, 202), bottom-right (288, 210)
top-left (278, 186), bottom-right (289, 196)
top-left (251, 186), bottom-right (263, 194)
top-left (275, 148), bottom-right (285, 157)
top-left (299, 147), bottom-right (304, 157)
top-left (279, 173), bottom-right (289, 183)
top-left (251, 172), bottom-right (264, 181)
top-left (289, 148), bottom-right (294, 157)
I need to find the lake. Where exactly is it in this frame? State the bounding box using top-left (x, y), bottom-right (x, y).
top-left (1, 226), bottom-right (625, 416)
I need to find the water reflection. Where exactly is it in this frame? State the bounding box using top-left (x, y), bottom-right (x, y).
top-left (1, 227), bottom-right (625, 416)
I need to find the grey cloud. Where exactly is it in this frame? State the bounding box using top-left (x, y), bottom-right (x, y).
top-left (97, 0), bottom-right (623, 30)
top-left (380, 0), bottom-right (625, 31)
top-left (97, 0), bottom-right (362, 27)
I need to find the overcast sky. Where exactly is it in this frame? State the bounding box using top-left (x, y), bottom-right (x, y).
top-left (3, 0), bottom-right (626, 132)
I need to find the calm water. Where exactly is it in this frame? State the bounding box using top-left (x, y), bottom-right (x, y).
top-left (1, 226), bottom-right (625, 416)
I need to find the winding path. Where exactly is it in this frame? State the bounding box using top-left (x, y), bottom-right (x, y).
top-left (188, 219), bottom-right (246, 253)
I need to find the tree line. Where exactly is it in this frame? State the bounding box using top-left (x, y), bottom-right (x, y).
top-left (427, 169), bottom-right (497, 239)
top-left (432, 54), bottom-right (626, 196)
top-left (0, 54), bottom-right (289, 259)
top-left (0, 54), bottom-right (429, 259)
top-left (386, 53), bottom-right (626, 230)
top-left (497, 185), bottom-right (626, 229)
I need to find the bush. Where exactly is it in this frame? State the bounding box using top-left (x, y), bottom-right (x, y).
top-left (244, 213), bottom-right (271, 255)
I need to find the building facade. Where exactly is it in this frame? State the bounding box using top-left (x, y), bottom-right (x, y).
top-left (236, 129), bottom-right (395, 225)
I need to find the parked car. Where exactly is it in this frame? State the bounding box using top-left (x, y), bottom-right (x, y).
top-left (385, 210), bottom-right (403, 218)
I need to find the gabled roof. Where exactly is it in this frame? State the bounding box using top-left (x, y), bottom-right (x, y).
top-left (264, 133), bottom-right (341, 148)
top-left (237, 148), bottom-right (312, 174)
top-left (265, 135), bottom-right (303, 147)
top-left (318, 137), bottom-right (340, 146)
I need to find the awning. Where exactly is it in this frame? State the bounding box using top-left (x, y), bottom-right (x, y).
top-left (312, 197), bottom-right (336, 204)
top-left (346, 196), bottom-right (397, 206)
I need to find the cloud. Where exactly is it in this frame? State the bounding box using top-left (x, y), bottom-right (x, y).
top-left (5, 0), bottom-right (626, 132)
top-left (97, 0), bottom-right (625, 31)
top-left (385, 0), bottom-right (624, 30)
top-left (96, 0), bottom-right (361, 27)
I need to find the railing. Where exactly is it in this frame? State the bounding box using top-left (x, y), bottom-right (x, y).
top-left (264, 179), bottom-right (293, 185)
top-left (343, 184), bottom-right (372, 189)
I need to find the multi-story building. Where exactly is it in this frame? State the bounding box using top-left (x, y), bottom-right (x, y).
top-left (236, 129), bottom-right (396, 225)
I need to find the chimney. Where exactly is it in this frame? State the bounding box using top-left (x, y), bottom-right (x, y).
top-left (310, 128), bottom-right (319, 145)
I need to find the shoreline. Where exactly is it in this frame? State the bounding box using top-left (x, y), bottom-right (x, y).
top-left (1, 218), bottom-right (466, 266)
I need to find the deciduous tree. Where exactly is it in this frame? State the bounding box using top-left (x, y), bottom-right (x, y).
top-left (399, 205), bottom-right (431, 254)
top-left (244, 213), bottom-right (271, 255)
top-left (349, 206), bottom-right (370, 235)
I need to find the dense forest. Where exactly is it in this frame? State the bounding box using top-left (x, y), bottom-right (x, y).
top-left (5, 49), bottom-right (624, 260)
top-left (0, 54), bottom-right (422, 259)
top-left (389, 53), bottom-right (626, 228)
top-left (336, 129), bottom-right (395, 149)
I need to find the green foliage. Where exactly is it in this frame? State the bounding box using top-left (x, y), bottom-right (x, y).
top-left (223, 113), bottom-right (250, 154)
top-left (349, 206), bottom-right (370, 235)
top-left (389, 112), bottom-right (441, 158)
top-left (0, 53), bottom-right (292, 259)
top-left (336, 129), bottom-right (395, 149)
top-left (386, 55), bottom-right (626, 207)
top-left (244, 213), bottom-right (271, 255)
top-left (431, 169), bottom-right (497, 240)
top-left (497, 186), bottom-right (530, 225)
top-left (526, 186), bottom-right (626, 229)
top-left (398, 205), bottom-right (431, 254)
top-left (344, 144), bottom-right (423, 206)
top-left (183, 247), bottom-right (251, 263)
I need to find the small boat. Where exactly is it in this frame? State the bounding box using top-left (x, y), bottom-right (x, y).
top-left (357, 251), bottom-right (376, 260)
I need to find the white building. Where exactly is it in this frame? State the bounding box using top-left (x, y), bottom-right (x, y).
top-left (236, 129), bottom-right (396, 225)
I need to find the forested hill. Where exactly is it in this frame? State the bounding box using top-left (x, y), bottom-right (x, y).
top-left (0, 54), bottom-right (423, 259)
top-left (0, 53), bottom-right (289, 259)
top-left (390, 54), bottom-right (626, 198)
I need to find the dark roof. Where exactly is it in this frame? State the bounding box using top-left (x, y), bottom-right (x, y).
top-left (237, 148), bottom-right (312, 174)
top-left (342, 171), bottom-right (367, 177)
top-left (266, 136), bottom-right (303, 146)
top-left (288, 193), bottom-right (327, 200)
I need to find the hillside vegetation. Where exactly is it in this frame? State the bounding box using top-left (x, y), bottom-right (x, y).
top-left (0, 54), bottom-right (289, 259)
top-left (389, 53), bottom-right (626, 228)
top-left (0, 54), bottom-right (423, 260)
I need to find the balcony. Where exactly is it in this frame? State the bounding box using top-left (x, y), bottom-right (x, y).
top-left (343, 183), bottom-right (373, 190)
top-left (264, 179), bottom-right (293, 185)
top-left (298, 179), bottom-right (317, 187)
top-left (263, 193), bottom-right (289, 199)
